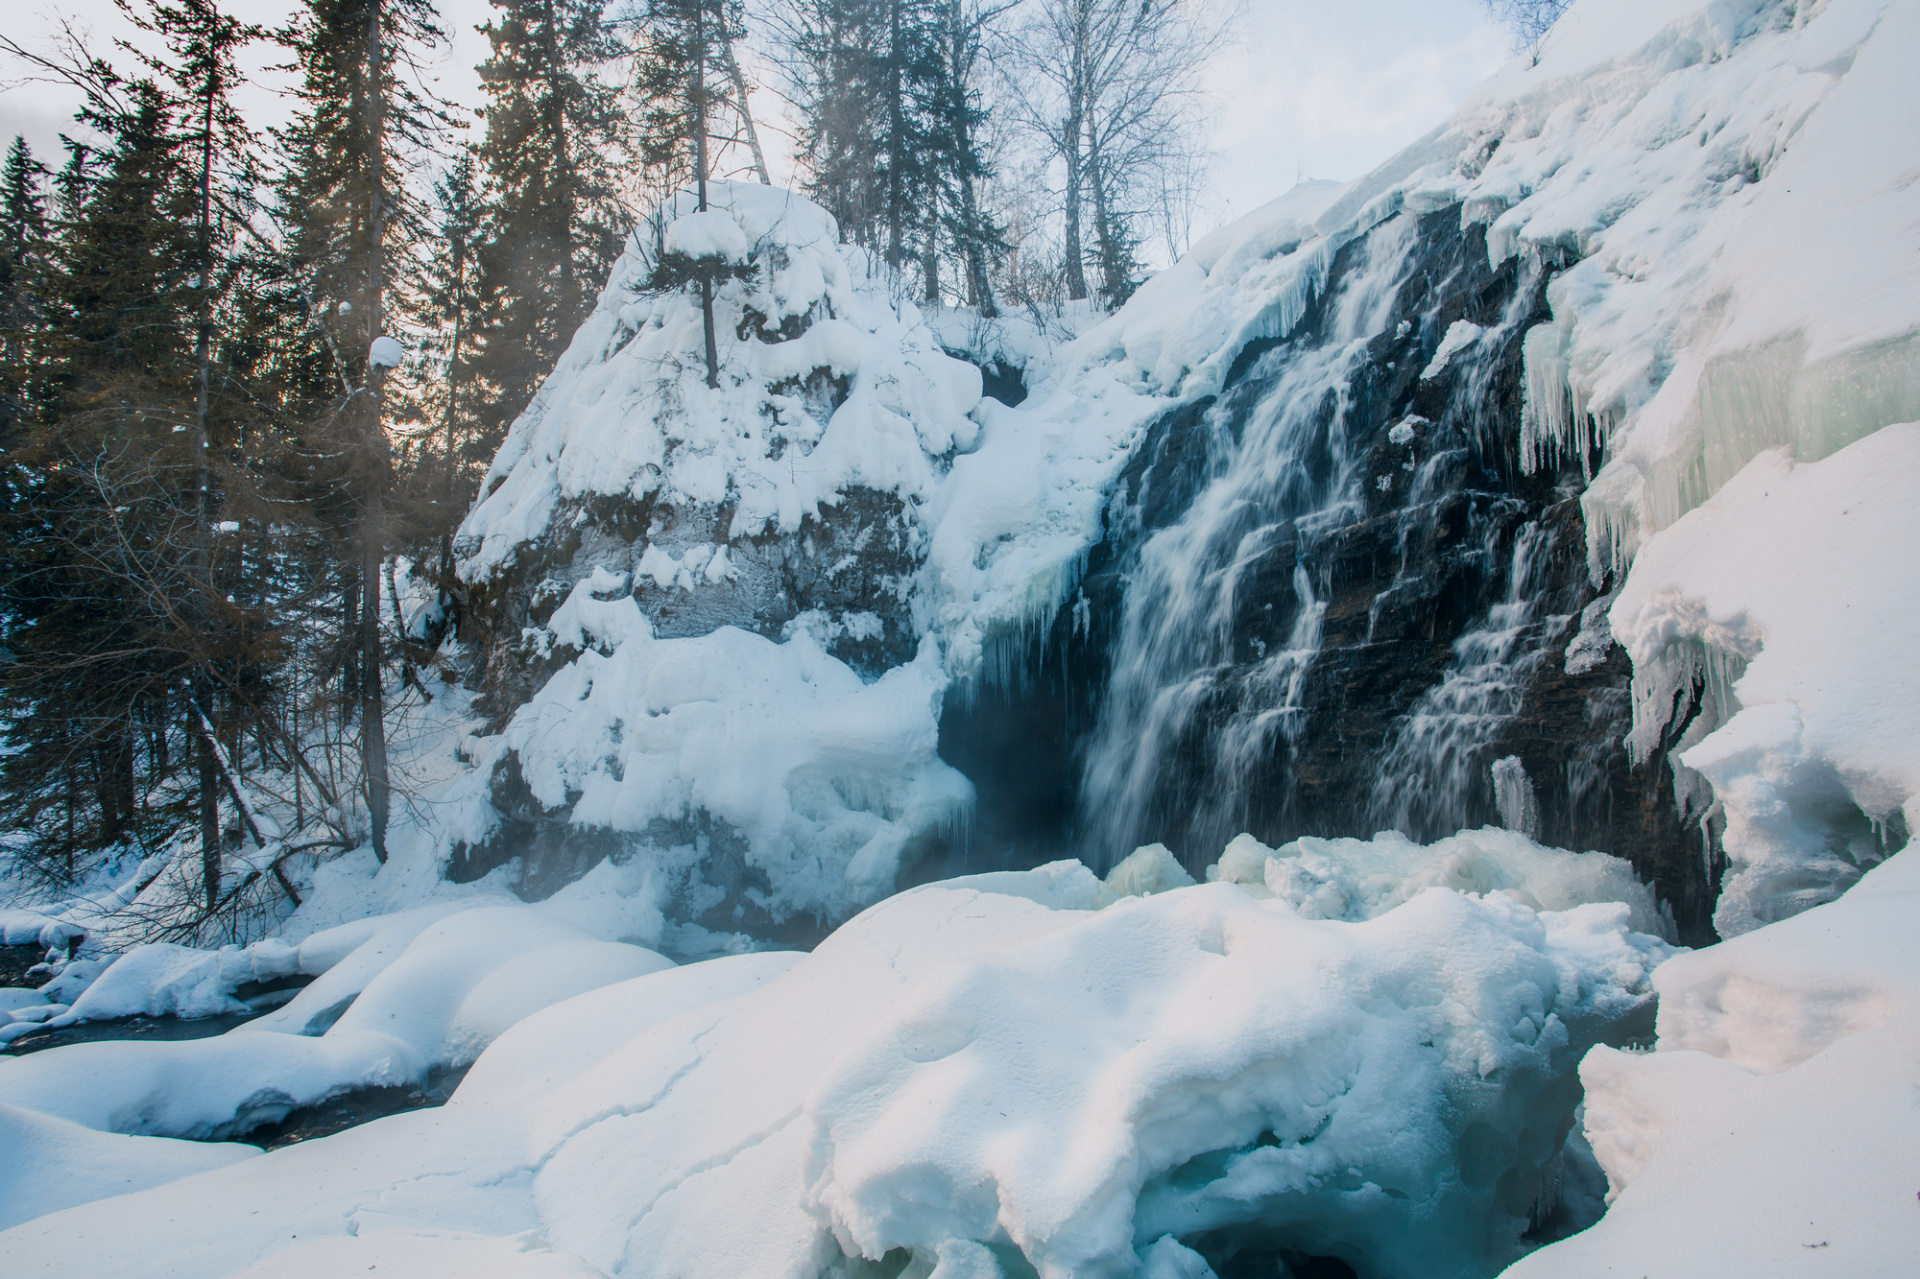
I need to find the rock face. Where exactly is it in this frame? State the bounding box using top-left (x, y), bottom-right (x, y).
top-left (941, 207), bottom-right (1721, 943)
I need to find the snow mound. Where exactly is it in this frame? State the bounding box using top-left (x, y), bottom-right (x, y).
top-left (0, 1103), bottom-right (258, 1232)
top-left (1510, 846), bottom-right (1920, 1277)
top-left (485, 576), bottom-right (973, 921)
top-left (56, 939), bottom-right (301, 1022)
top-left (663, 208), bottom-right (752, 262)
top-left (456, 182), bottom-right (981, 582)
top-left (0, 844), bottom-right (1668, 1275)
top-left (1610, 424), bottom-right (1920, 934)
top-left (804, 883), bottom-right (1665, 1279)
top-left (0, 897), bottom-right (674, 1148)
top-left (0, 1029), bottom-right (424, 1141)
top-left (1208, 826), bottom-right (1668, 937)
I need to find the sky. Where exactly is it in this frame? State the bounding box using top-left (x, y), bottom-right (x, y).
top-left (0, 0), bottom-right (1516, 249)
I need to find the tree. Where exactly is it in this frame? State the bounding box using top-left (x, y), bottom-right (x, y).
top-left (776, 0), bottom-right (1002, 307)
top-left (0, 137), bottom-right (51, 438)
top-left (1003, 0), bottom-right (1221, 306)
top-left (468, 0), bottom-right (628, 456)
top-left (277, 0), bottom-right (448, 862)
top-left (1483, 0), bottom-right (1570, 49)
top-left (630, 0), bottom-right (748, 388)
top-left (122, 0), bottom-right (264, 905)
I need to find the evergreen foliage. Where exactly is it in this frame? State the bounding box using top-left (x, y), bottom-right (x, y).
top-left (468, 0), bottom-right (628, 462)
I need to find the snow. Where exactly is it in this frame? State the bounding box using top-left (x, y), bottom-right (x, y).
top-left (0, 1103), bottom-right (258, 1232)
top-left (368, 335), bottom-right (406, 370)
top-left (0, 896), bottom-right (674, 1147)
top-left (1609, 424), bottom-right (1920, 935)
top-left (0, 1029), bottom-right (424, 1140)
top-left (1508, 846), bottom-right (1920, 1277)
top-left (662, 208), bottom-right (752, 262)
top-left (0, 852), bottom-right (1669, 1274)
top-left (1420, 320), bottom-right (1485, 381)
top-left (455, 183), bottom-right (981, 581)
top-left (490, 577), bottom-right (973, 921)
top-left (55, 940), bottom-right (299, 1022)
top-left (1208, 826), bottom-right (1669, 938)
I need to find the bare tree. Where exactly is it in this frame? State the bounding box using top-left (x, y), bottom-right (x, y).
top-left (1483, 0), bottom-right (1571, 49)
top-left (999, 0), bottom-right (1227, 307)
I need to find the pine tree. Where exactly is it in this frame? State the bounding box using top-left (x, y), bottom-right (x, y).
top-left (0, 78), bottom-right (199, 882)
top-left (779, 0), bottom-right (999, 306)
top-left (124, 0), bottom-right (265, 905)
top-left (468, 0), bottom-right (628, 455)
top-left (277, 0), bottom-right (448, 862)
top-left (0, 137), bottom-right (51, 438)
top-left (630, 0), bottom-right (749, 388)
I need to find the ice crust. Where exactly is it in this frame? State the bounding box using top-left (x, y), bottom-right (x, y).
top-left (0, 853), bottom-right (1669, 1275)
top-left (1609, 424), bottom-right (1920, 934)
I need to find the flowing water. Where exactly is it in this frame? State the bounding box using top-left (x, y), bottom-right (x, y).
top-left (1077, 215), bottom-right (1422, 862)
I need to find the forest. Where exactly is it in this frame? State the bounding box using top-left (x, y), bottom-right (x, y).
top-left (0, 0), bottom-right (1252, 929)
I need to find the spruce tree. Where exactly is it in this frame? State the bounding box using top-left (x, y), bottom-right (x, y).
top-left (469, 0), bottom-right (627, 454)
top-left (781, 0), bottom-right (999, 306)
top-left (277, 0), bottom-right (447, 862)
top-left (0, 137), bottom-right (51, 438)
top-left (125, 0), bottom-right (264, 904)
top-left (630, 0), bottom-right (748, 388)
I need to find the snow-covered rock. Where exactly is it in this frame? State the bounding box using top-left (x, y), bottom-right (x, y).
top-left (445, 183), bottom-right (985, 926)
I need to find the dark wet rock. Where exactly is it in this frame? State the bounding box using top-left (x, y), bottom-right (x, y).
top-left (941, 207), bottom-right (1721, 944)
top-left (238, 1063), bottom-right (472, 1151)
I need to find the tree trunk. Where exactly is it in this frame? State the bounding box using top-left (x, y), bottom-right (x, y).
top-left (195, 685), bottom-right (220, 906)
top-left (1062, 4), bottom-right (1090, 303)
top-left (723, 43), bottom-right (771, 185)
top-left (945, 4), bottom-right (995, 317)
top-left (361, 0), bottom-right (391, 862)
top-left (693, 3), bottom-right (720, 388)
top-left (885, 0), bottom-right (907, 273)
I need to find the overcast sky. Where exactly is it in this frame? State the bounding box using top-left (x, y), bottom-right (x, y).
top-left (0, 0), bottom-right (1514, 244)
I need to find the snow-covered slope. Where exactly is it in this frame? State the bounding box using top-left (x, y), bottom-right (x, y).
top-left (1507, 845), bottom-right (1920, 1277)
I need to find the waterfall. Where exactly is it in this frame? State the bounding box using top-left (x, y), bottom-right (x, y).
top-left (1365, 520), bottom-right (1569, 840)
top-left (1076, 214), bottom-right (1423, 867)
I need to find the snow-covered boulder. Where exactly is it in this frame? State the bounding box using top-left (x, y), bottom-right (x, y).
top-left (447, 183), bottom-right (982, 927)
top-left (1509, 845), bottom-right (1920, 1277)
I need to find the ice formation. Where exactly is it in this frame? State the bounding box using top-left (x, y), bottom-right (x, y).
top-left (1609, 424), bottom-right (1920, 934)
top-left (0, 854), bottom-right (1669, 1276)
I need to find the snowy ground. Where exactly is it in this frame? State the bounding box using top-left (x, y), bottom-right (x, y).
top-left (0, 838), bottom-right (1672, 1276)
